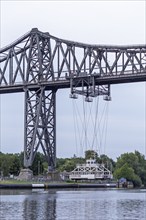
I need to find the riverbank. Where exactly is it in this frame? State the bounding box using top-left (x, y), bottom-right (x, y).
top-left (0, 182), bottom-right (117, 189)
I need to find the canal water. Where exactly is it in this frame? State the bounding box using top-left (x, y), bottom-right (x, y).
top-left (0, 188), bottom-right (146, 220)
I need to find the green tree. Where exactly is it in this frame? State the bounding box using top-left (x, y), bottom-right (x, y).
top-left (114, 151), bottom-right (146, 187)
top-left (134, 151), bottom-right (146, 186)
top-left (85, 150), bottom-right (98, 160)
top-left (19, 152), bottom-right (25, 169)
top-left (99, 154), bottom-right (116, 172)
top-left (59, 159), bottom-right (75, 172)
top-left (0, 153), bottom-right (21, 176)
top-left (9, 154), bottom-right (21, 175)
top-left (114, 163), bottom-right (142, 187)
top-left (116, 152), bottom-right (139, 171)
top-left (56, 158), bottom-right (67, 170)
top-left (114, 163), bottom-right (135, 180)
top-left (56, 157), bottom-right (85, 172)
top-left (0, 153), bottom-right (10, 176)
top-left (30, 152), bottom-right (45, 175)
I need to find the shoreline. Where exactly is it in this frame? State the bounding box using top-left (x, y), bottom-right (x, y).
top-left (0, 182), bottom-right (117, 189)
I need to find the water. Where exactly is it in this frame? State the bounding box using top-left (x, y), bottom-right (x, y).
top-left (0, 188), bottom-right (146, 220)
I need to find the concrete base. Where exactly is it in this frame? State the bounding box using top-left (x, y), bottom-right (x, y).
top-left (18, 168), bottom-right (33, 181)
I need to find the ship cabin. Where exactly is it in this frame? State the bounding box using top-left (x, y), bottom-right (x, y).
top-left (69, 159), bottom-right (113, 180)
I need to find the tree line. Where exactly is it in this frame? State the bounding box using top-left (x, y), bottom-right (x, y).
top-left (0, 150), bottom-right (146, 187)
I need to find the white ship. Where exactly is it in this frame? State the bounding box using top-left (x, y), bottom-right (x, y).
top-left (69, 158), bottom-right (113, 180)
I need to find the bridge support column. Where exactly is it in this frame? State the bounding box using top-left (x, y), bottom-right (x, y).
top-left (24, 87), bottom-right (56, 171)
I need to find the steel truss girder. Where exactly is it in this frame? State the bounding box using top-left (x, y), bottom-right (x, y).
top-left (24, 87), bottom-right (56, 169)
top-left (0, 28), bottom-right (146, 93)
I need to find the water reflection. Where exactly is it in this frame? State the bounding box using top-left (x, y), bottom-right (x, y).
top-left (0, 189), bottom-right (146, 220)
top-left (22, 190), bottom-right (56, 220)
top-left (0, 189), bottom-right (57, 220)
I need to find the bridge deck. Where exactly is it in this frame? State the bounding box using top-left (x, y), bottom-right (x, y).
top-left (0, 73), bottom-right (145, 94)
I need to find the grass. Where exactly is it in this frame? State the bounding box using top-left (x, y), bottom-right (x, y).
top-left (0, 179), bottom-right (68, 185)
top-left (0, 179), bottom-right (37, 184)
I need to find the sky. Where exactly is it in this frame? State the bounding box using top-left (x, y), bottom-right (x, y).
top-left (0, 0), bottom-right (146, 161)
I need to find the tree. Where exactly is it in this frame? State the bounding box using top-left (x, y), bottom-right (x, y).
top-left (0, 153), bottom-right (10, 176)
top-left (59, 159), bottom-right (75, 172)
top-left (9, 154), bottom-right (21, 175)
top-left (99, 154), bottom-right (116, 171)
top-left (30, 152), bottom-right (45, 175)
top-left (19, 152), bottom-right (25, 169)
top-left (116, 152), bottom-right (139, 171)
top-left (56, 157), bottom-right (85, 172)
top-left (114, 163), bottom-right (135, 180)
top-left (114, 151), bottom-right (146, 187)
top-left (134, 151), bottom-right (146, 186)
top-left (56, 158), bottom-right (67, 170)
top-left (114, 163), bottom-right (142, 187)
top-left (85, 150), bottom-right (98, 160)
top-left (0, 153), bottom-right (21, 176)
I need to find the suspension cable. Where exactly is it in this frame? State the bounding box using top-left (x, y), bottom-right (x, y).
top-left (72, 94), bottom-right (110, 158)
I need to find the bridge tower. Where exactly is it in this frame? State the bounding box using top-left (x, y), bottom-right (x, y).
top-left (23, 29), bottom-right (57, 170)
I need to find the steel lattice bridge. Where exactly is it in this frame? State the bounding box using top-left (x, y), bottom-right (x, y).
top-left (0, 28), bottom-right (146, 170)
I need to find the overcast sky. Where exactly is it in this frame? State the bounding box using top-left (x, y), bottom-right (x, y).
top-left (0, 0), bottom-right (146, 161)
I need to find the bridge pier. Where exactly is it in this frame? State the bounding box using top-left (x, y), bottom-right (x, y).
top-left (24, 87), bottom-right (56, 170)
